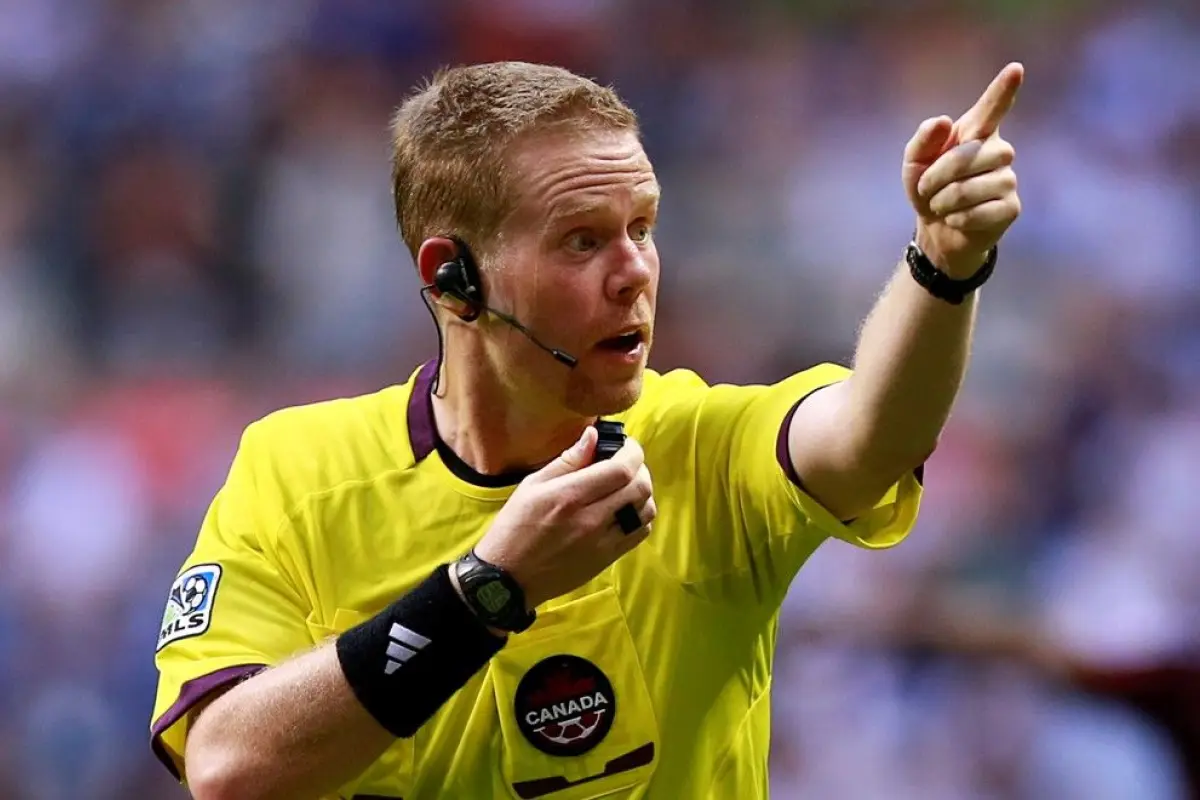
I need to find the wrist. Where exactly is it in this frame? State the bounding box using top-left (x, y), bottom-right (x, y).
top-left (471, 542), bottom-right (542, 611)
top-left (336, 564), bottom-right (505, 738)
top-left (913, 228), bottom-right (989, 280)
top-left (905, 236), bottom-right (996, 305)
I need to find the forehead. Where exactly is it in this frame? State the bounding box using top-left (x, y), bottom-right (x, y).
top-left (505, 128), bottom-right (659, 226)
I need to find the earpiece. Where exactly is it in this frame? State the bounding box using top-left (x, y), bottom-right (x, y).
top-left (432, 244), bottom-right (484, 322)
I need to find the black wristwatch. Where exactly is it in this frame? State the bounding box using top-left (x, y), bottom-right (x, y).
top-left (905, 239), bottom-right (997, 305)
top-left (453, 550), bottom-right (536, 633)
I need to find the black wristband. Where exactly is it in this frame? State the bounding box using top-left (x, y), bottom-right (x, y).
top-left (335, 564), bottom-right (505, 738)
top-left (905, 239), bottom-right (997, 305)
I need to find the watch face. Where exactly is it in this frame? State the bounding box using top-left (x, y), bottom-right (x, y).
top-left (474, 578), bottom-right (513, 616)
top-left (459, 558), bottom-right (533, 632)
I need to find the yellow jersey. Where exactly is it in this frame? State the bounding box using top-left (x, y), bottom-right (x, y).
top-left (151, 359), bottom-right (921, 799)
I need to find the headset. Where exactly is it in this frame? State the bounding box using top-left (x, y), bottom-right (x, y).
top-left (426, 238), bottom-right (578, 368)
top-left (424, 239), bottom-right (640, 533)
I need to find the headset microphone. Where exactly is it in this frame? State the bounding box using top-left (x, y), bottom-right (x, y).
top-left (484, 308), bottom-right (579, 368)
top-left (430, 239), bottom-right (579, 369)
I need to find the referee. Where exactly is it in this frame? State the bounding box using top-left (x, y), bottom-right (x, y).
top-left (151, 61), bottom-right (1023, 799)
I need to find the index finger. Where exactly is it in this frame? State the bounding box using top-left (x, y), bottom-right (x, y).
top-left (556, 437), bottom-right (646, 501)
top-left (956, 62), bottom-right (1024, 141)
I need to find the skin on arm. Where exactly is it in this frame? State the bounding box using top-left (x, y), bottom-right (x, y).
top-left (185, 643), bottom-right (394, 800)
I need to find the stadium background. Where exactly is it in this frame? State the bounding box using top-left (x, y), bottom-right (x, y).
top-left (0, 0), bottom-right (1197, 797)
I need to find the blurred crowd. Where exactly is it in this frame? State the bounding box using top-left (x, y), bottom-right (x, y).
top-left (0, 0), bottom-right (1197, 798)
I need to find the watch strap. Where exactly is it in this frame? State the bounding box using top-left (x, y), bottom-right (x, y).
top-left (905, 239), bottom-right (997, 305)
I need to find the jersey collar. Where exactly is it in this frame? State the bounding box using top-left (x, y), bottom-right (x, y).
top-left (407, 358), bottom-right (534, 489)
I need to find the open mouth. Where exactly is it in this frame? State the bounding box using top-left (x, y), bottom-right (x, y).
top-left (595, 330), bottom-right (645, 353)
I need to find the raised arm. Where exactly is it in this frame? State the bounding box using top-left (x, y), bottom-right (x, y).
top-left (788, 63), bottom-right (1024, 520)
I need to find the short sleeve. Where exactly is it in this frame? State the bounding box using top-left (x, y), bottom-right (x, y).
top-left (629, 366), bottom-right (922, 604)
top-left (150, 424), bottom-right (313, 781)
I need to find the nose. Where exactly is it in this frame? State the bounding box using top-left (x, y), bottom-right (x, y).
top-left (605, 237), bottom-right (656, 303)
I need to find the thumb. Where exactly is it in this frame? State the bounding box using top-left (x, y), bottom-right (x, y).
top-left (902, 116), bottom-right (954, 208)
top-left (530, 426), bottom-right (597, 482)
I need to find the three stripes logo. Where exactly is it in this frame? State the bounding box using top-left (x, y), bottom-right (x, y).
top-left (384, 623), bottom-right (431, 675)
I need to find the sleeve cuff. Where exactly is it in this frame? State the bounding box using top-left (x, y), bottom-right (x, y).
top-left (150, 663), bottom-right (267, 780)
top-left (774, 390), bottom-right (925, 549)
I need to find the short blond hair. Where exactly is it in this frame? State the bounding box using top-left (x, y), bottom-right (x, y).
top-left (389, 62), bottom-right (640, 260)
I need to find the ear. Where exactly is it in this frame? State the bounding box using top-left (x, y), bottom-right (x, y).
top-left (416, 237), bottom-right (460, 291)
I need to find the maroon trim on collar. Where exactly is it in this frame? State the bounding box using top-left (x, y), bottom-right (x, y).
top-left (405, 358), bottom-right (538, 487)
top-left (407, 359), bottom-right (439, 463)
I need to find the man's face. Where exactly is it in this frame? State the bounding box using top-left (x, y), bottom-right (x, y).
top-left (485, 127), bottom-right (660, 417)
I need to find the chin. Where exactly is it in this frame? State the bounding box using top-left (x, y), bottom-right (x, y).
top-left (565, 370), bottom-right (645, 418)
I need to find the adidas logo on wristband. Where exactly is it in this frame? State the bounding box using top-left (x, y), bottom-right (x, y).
top-left (336, 565), bottom-right (507, 738)
top-left (385, 623), bottom-right (431, 675)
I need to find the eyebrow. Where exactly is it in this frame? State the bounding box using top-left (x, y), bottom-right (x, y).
top-left (546, 187), bottom-right (661, 226)
top-left (547, 200), bottom-right (605, 224)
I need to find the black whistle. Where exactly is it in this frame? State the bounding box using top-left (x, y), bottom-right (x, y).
top-left (593, 420), bottom-right (643, 535)
top-left (593, 420), bottom-right (626, 462)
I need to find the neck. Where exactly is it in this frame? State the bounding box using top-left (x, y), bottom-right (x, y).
top-left (431, 347), bottom-right (590, 477)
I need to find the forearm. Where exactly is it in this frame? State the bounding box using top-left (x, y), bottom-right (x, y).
top-left (185, 564), bottom-right (505, 800)
top-left (843, 257), bottom-right (977, 466)
top-left (186, 643), bottom-right (393, 800)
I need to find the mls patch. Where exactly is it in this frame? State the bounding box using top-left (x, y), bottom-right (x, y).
top-left (514, 654), bottom-right (616, 757)
top-left (157, 563), bottom-right (222, 652)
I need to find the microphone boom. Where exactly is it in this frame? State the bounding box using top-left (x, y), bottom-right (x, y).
top-left (487, 307), bottom-right (578, 368)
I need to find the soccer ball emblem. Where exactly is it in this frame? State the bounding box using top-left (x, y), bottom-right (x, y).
top-left (181, 575), bottom-right (208, 611)
top-left (536, 709), bottom-right (606, 745)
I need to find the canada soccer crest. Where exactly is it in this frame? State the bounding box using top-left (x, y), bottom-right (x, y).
top-left (514, 655), bottom-right (616, 757)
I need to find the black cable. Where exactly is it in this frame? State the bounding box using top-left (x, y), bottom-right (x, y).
top-left (419, 286), bottom-right (447, 397)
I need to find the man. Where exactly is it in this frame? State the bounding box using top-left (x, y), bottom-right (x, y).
top-left (151, 61), bottom-right (1023, 799)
